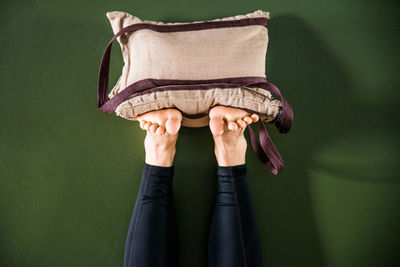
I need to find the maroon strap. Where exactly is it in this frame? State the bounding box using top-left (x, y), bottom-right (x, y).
top-left (243, 80), bottom-right (293, 174)
top-left (248, 120), bottom-right (285, 174)
top-left (98, 77), bottom-right (269, 113)
top-left (246, 82), bottom-right (293, 134)
top-left (97, 17), bottom-right (293, 174)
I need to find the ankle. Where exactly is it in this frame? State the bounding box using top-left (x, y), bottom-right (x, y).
top-left (145, 145), bottom-right (176, 167)
top-left (214, 136), bottom-right (247, 166)
top-left (144, 131), bottom-right (177, 167)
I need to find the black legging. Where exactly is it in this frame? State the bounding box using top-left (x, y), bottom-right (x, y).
top-left (124, 163), bottom-right (263, 267)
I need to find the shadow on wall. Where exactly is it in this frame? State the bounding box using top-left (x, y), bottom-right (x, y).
top-left (269, 14), bottom-right (399, 184)
top-left (246, 14), bottom-right (335, 266)
top-left (254, 14), bottom-right (400, 267)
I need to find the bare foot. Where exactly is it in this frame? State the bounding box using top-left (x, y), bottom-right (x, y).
top-left (137, 109), bottom-right (182, 167)
top-left (209, 106), bottom-right (259, 166)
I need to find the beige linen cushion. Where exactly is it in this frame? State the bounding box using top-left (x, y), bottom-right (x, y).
top-left (116, 86), bottom-right (282, 127)
top-left (96, 10), bottom-right (293, 174)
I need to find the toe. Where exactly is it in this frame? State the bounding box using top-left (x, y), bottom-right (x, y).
top-left (156, 126), bottom-right (166, 135)
top-left (165, 117), bottom-right (181, 135)
top-left (237, 119), bottom-right (247, 128)
top-left (144, 121), bottom-right (152, 131)
top-left (209, 116), bottom-right (225, 136)
top-left (251, 114), bottom-right (259, 122)
top-left (149, 123), bottom-right (158, 133)
top-left (243, 116), bottom-right (252, 125)
top-left (139, 120), bottom-right (147, 130)
top-left (228, 121), bottom-right (239, 131)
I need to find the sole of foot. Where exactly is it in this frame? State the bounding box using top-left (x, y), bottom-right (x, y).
top-left (208, 106), bottom-right (259, 166)
top-left (137, 108), bottom-right (183, 167)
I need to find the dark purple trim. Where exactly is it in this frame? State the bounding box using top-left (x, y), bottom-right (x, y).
top-left (99, 76), bottom-right (267, 112)
top-left (118, 17), bottom-right (267, 34)
top-left (178, 110), bottom-right (208, 119)
top-left (128, 82), bottom-right (262, 98)
top-left (248, 122), bottom-right (282, 174)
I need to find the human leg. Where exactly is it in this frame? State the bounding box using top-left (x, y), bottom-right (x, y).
top-left (124, 109), bottom-right (182, 267)
top-left (208, 106), bottom-right (263, 267)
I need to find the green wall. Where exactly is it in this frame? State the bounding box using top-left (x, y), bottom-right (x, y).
top-left (1, 0), bottom-right (399, 266)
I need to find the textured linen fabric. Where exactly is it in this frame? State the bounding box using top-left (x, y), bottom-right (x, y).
top-left (106, 10), bottom-right (270, 94)
top-left (103, 10), bottom-right (280, 126)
